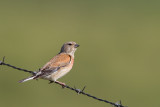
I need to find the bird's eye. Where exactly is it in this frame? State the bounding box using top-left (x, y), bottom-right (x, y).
top-left (68, 43), bottom-right (72, 45)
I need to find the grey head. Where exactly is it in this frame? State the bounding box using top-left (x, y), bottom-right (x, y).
top-left (60, 41), bottom-right (80, 57)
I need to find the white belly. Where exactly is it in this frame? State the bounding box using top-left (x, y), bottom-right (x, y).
top-left (42, 67), bottom-right (72, 81)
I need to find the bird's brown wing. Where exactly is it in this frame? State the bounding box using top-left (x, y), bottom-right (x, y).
top-left (35, 53), bottom-right (71, 78)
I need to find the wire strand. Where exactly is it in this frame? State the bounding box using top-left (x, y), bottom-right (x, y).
top-left (0, 57), bottom-right (126, 107)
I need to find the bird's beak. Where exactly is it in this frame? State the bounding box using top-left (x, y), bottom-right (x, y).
top-left (74, 44), bottom-right (80, 48)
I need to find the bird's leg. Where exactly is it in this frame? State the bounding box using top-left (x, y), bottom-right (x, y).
top-left (55, 81), bottom-right (66, 88)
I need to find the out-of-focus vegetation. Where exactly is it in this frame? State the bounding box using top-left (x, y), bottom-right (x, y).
top-left (0, 1), bottom-right (160, 107)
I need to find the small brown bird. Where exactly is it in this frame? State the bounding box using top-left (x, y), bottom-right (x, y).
top-left (19, 41), bottom-right (79, 86)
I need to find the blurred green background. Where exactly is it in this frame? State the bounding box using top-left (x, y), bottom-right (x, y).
top-left (0, 0), bottom-right (160, 107)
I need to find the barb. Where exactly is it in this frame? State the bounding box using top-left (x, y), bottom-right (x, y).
top-left (0, 56), bottom-right (36, 75)
top-left (73, 86), bottom-right (86, 94)
top-left (0, 57), bottom-right (126, 107)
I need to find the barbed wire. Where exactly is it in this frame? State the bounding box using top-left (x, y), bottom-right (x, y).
top-left (0, 56), bottom-right (126, 107)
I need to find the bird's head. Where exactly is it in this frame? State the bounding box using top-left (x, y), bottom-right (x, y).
top-left (60, 41), bottom-right (80, 57)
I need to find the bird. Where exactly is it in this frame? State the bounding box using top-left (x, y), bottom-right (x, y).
top-left (19, 41), bottom-right (79, 86)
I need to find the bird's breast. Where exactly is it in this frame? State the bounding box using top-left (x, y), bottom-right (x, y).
top-left (50, 57), bottom-right (74, 81)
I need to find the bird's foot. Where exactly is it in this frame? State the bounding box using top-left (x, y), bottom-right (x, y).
top-left (55, 81), bottom-right (66, 88)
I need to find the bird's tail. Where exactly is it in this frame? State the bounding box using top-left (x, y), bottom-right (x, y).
top-left (19, 76), bottom-right (36, 83)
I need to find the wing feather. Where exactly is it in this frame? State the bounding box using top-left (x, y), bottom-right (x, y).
top-left (36, 53), bottom-right (71, 78)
